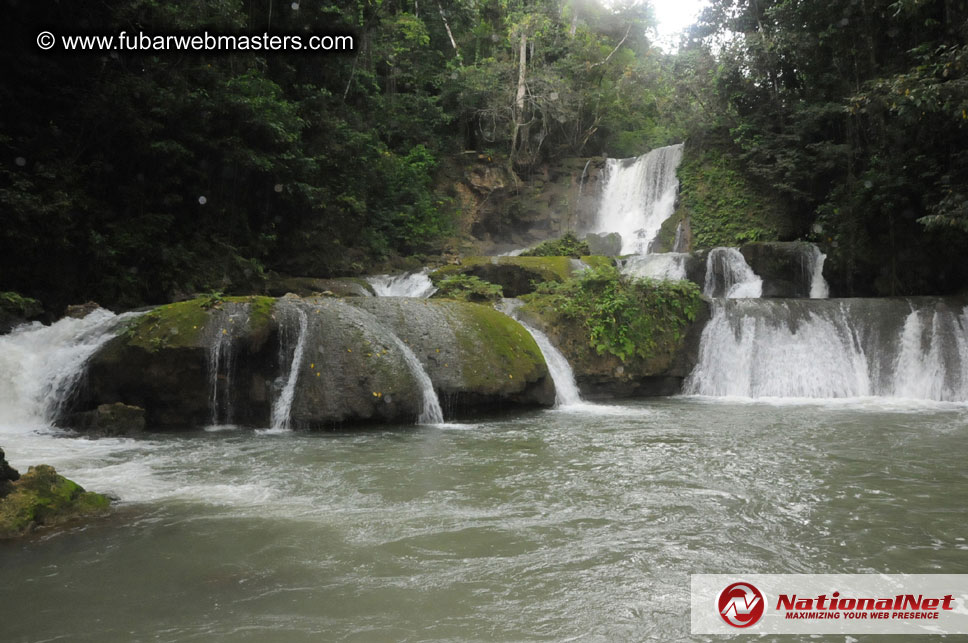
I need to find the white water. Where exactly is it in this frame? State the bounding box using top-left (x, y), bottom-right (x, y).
top-left (496, 300), bottom-right (583, 407)
top-left (207, 308), bottom-right (249, 427)
top-left (270, 304), bottom-right (309, 431)
top-left (593, 144), bottom-right (684, 254)
top-left (387, 335), bottom-right (444, 424)
top-left (703, 247), bottom-right (763, 298)
top-left (805, 243), bottom-right (830, 299)
top-left (0, 309), bottom-right (140, 427)
top-left (685, 299), bottom-right (968, 401)
top-left (620, 253), bottom-right (689, 282)
top-left (367, 268), bottom-right (437, 298)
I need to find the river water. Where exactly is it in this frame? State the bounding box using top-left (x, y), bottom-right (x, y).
top-left (3, 398), bottom-right (967, 642)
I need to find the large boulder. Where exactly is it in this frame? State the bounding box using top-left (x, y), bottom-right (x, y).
top-left (518, 285), bottom-right (711, 398)
top-left (76, 295), bottom-right (553, 430)
top-left (739, 242), bottom-right (826, 298)
top-left (0, 463), bottom-right (111, 539)
top-left (584, 232), bottom-right (623, 256)
top-left (80, 296), bottom-right (278, 429)
top-left (351, 298), bottom-right (554, 415)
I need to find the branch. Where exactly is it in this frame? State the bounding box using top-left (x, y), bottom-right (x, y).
top-left (589, 24), bottom-right (632, 69)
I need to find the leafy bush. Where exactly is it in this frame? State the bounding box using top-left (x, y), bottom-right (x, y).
top-left (525, 265), bottom-right (702, 362)
top-left (520, 233), bottom-right (590, 258)
top-left (434, 275), bottom-right (504, 302)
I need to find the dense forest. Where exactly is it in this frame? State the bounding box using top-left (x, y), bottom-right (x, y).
top-left (2, 0), bottom-right (967, 313)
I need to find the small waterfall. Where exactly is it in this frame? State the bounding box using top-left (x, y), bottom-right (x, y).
top-left (804, 244), bottom-right (830, 299)
top-left (620, 253), bottom-right (689, 282)
top-left (386, 335), bottom-right (444, 424)
top-left (270, 303), bottom-right (309, 431)
top-left (593, 144), bottom-right (684, 254)
top-left (672, 221), bottom-right (687, 253)
top-left (0, 309), bottom-right (140, 426)
top-left (207, 308), bottom-right (248, 426)
top-left (578, 158), bottom-right (592, 199)
top-left (367, 268), bottom-right (437, 298)
top-left (684, 299), bottom-right (968, 401)
top-left (497, 300), bottom-right (582, 407)
top-left (703, 248), bottom-right (763, 298)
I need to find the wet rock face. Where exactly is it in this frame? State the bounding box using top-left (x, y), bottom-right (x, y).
top-left (739, 242), bottom-right (821, 298)
top-left (351, 298), bottom-right (554, 416)
top-left (75, 296), bottom-right (554, 431)
top-left (72, 403), bottom-right (146, 437)
top-left (517, 297), bottom-right (711, 398)
top-left (79, 298), bottom-right (279, 430)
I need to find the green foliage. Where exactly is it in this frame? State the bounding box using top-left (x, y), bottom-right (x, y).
top-left (520, 233), bottom-right (590, 258)
top-left (434, 275), bottom-right (504, 302)
top-left (525, 265), bottom-right (702, 362)
top-left (683, 0), bottom-right (968, 294)
top-left (675, 138), bottom-right (782, 248)
top-left (0, 292), bottom-right (41, 316)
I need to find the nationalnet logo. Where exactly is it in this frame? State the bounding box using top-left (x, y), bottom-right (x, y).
top-left (693, 574), bottom-right (968, 635)
top-left (718, 582), bottom-right (764, 627)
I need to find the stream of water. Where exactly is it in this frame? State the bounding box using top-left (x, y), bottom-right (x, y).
top-left (2, 399), bottom-right (967, 642)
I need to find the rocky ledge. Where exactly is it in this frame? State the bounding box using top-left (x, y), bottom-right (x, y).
top-left (0, 448), bottom-right (111, 539)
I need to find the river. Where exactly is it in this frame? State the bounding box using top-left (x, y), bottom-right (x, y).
top-left (3, 397), bottom-right (967, 642)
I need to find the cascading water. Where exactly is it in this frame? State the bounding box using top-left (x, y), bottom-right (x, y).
top-left (497, 300), bottom-right (582, 407)
top-left (684, 298), bottom-right (968, 401)
top-left (620, 253), bottom-right (689, 282)
top-left (207, 308), bottom-right (249, 427)
top-left (0, 309), bottom-right (140, 427)
top-left (270, 302), bottom-right (310, 431)
top-left (592, 144), bottom-right (684, 254)
top-left (804, 244), bottom-right (830, 299)
top-left (385, 335), bottom-right (444, 424)
top-left (702, 248), bottom-right (763, 298)
top-left (367, 268), bottom-right (437, 298)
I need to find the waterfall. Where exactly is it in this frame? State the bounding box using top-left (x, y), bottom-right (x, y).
top-left (593, 144), bottom-right (684, 254)
top-left (684, 299), bottom-right (968, 401)
top-left (703, 248), bottom-right (763, 298)
top-left (385, 335), bottom-right (444, 424)
top-left (497, 300), bottom-right (582, 407)
top-left (207, 308), bottom-right (248, 426)
top-left (672, 221), bottom-right (687, 253)
top-left (805, 244), bottom-right (830, 299)
top-left (578, 158), bottom-right (592, 199)
top-left (0, 309), bottom-right (140, 426)
top-left (367, 268), bottom-right (437, 298)
top-left (270, 303), bottom-right (309, 431)
top-left (620, 253), bottom-right (689, 282)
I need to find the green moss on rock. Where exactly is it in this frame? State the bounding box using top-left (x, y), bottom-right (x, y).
top-left (675, 135), bottom-right (792, 249)
top-left (451, 302), bottom-right (546, 392)
top-left (125, 299), bottom-right (210, 352)
top-left (0, 464), bottom-right (111, 539)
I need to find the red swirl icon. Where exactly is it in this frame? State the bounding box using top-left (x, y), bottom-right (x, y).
top-left (718, 581), bottom-right (765, 628)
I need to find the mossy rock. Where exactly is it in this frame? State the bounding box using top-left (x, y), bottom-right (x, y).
top-left (674, 134), bottom-right (794, 249)
top-left (0, 464), bottom-right (111, 539)
top-left (0, 291), bottom-right (44, 334)
top-left (430, 256), bottom-right (578, 297)
top-left (264, 276), bottom-right (374, 298)
top-left (519, 270), bottom-right (711, 398)
top-left (350, 298), bottom-right (554, 414)
top-left (79, 296), bottom-right (280, 430)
